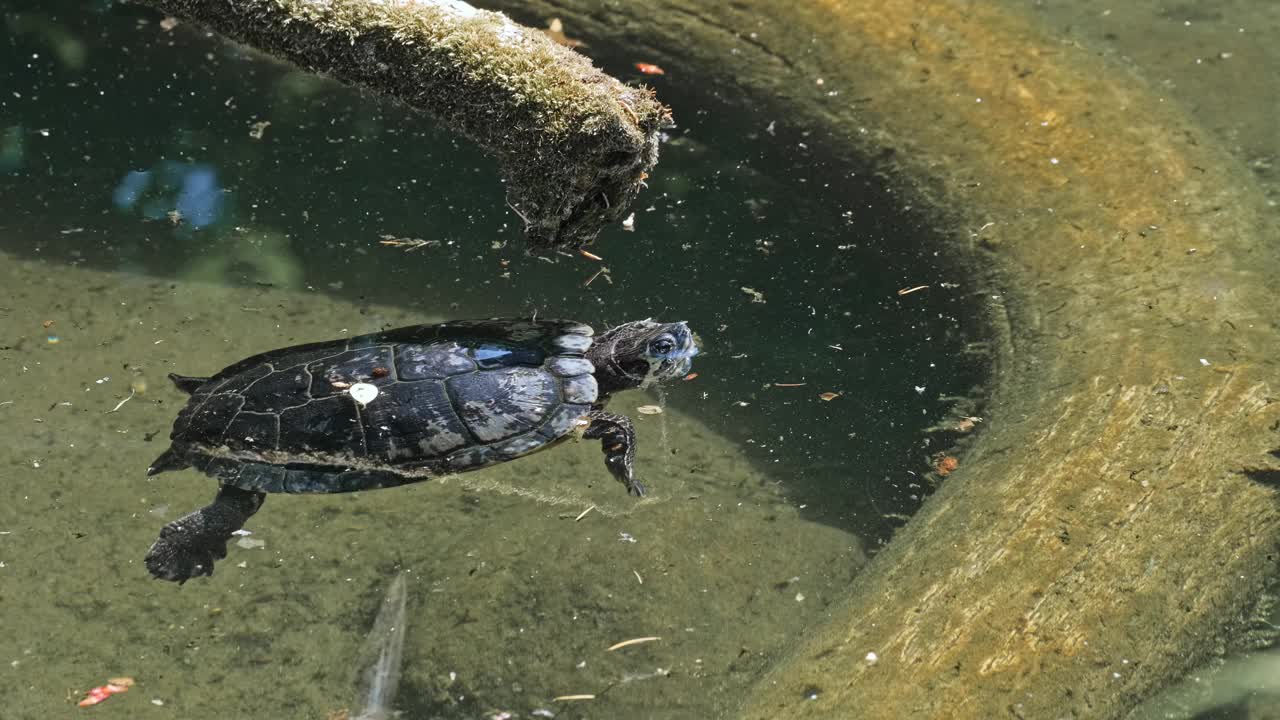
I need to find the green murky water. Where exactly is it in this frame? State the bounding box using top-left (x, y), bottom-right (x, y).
top-left (0, 3), bottom-right (985, 718)
top-left (3, 1), bottom-right (1277, 719)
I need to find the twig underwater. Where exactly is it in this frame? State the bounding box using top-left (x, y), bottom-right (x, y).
top-left (351, 572), bottom-right (409, 720)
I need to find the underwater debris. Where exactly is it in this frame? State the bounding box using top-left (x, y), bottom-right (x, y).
top-left (77, 677), bottom-right (134, 707)
top-left (933, 455), bottom-right (959, 477)
top-left (137, 0), bottom-right (671, 253)
top-left (351, 573), bottom-right (408, 720)
top-left (606, 636), bottom-right (661, 652)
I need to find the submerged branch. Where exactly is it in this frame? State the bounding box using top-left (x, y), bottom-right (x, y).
top-left (136, 0), bottom-right (671, 252)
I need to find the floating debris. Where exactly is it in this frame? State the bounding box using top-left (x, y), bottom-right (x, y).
top-left (542, 18), bottom-right (586, 49)
top-left (740, 286), bottom-right (766, 303)
top-left (379, 235), bottom-right (441, 251)
top-left (897, 285), bottom-right (929, 296)
top-left (636, 405), bottom-right (663, 415)
top-left (621, 212), bottom-right (636, 231)
top-left (553, 694), bottom-right (596, 702)
top-left (583, 266), bottom-right (612, 287)
top-left (634, 62), bottom-right (665, 75)
top-left (818, 392), bottom-right (840, 401)
top-left (248, 120), bottom-right (271, 140)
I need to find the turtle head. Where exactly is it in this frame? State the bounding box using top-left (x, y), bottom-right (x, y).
top-left (588, 319), bottom-right (698, 394)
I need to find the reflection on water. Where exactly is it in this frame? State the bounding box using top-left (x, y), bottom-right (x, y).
top-left (112, 162), bottom-right (227, 229)
top-left (0, 2), bottom-right (989, 719)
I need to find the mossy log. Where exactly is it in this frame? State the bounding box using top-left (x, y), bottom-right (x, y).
top-left (468, 1), bottom-right (1280, 719)
top-left (136, 0), bottom-right (670, 252)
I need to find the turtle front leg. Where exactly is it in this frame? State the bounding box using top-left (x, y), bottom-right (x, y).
top-left (584, 410), bottom-right (644, 497)
top-left (145, 484), bottom-right (265, 583)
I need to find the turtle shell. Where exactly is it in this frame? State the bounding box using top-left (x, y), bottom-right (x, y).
top-left (165, 319), bottom-right (598, 493)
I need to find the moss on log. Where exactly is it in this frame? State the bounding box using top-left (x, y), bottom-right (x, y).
top-left (136, 0), bottom-right (670, 252)
top-left (473, 1), bottom-right (1280, 718)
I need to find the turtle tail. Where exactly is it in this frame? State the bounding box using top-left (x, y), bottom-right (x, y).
top-left (168, 373), bottom-right (210, 395)
top-left (148, 447), bottom-right (190, 476)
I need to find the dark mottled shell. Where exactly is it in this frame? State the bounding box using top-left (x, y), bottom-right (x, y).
top-left (168, 319), bottom-right (596, 493)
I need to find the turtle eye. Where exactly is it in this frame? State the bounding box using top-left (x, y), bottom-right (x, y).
top-left (649, 335), bottom-right (676, 357)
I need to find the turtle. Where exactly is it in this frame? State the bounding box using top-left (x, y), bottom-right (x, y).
top-left (143, 318), bottom-right (698, 583)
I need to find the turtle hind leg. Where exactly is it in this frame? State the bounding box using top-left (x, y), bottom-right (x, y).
top-left (145, 484), bottom-right (265, 583)
top-left (167, 373), bottom-right (210, 395)
top-left (584, 410), bottom-right (644, 497)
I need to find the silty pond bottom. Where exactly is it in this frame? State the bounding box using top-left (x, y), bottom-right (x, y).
top-left (0, 3), bottom-right (987, 718)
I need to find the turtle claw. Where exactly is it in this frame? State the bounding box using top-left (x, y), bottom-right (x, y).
top-left (145, 531), bottom-right (220, 584)
top-left (584, 411), bottom-right (643, 497)
top-left (144, 484), bottom-right (264, 584)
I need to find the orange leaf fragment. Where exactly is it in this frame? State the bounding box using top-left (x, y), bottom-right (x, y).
top-left (77, 678), bottom-right (133, 707)
top-left (818, 392), bottom-right (840, 401)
